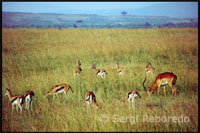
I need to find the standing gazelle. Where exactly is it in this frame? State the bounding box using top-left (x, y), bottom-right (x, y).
top-left (127, 90), bottom-right (141, 109)
top-left (45, 83), bottom-right (73, 99)
top-left (145, 62), bottom-right (155, 78)
top-left (24, 90), bottom-right (34, 111)
top-left (74, 60), bottom-right (82, 76)
top-left (85, 91), bottom-right (100, 109)
top-left (4, 88), bottom-right (25, 114)
top-left (91, 64), bottom-right (108, 79)
top-left (116, 62), bottom-right (126, 75)
top-left (143, 72), bottom-right (177, 97)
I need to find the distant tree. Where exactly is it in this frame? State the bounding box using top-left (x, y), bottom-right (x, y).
top-left (76, 20), bottom-right (83, 23)
top-left (144, 22), bottom-right (151, 28)
top-left (163, 23), bottom-right (175, 27)
top-left (73, 24), bottom-right (78, 28)
top-left (30, 24), bottom-right (35, 28)
top-left (58, 26), bottom-right (62, 29)
top-left (121, 11), bottom-right (128, 16)
top-left (36, 26), bottom-right (41, 29)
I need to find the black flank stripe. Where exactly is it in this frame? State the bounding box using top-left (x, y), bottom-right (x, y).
top-left (11, 97), bottom-right (17, 103)
top-left (128, 92), bottom-right (132, 98)
top-left (56, 86), bottom-right (65, 92)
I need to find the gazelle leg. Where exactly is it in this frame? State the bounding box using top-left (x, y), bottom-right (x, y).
top-left (30, 101), bottom-right (33, 111)
top-left (86, 101), bottom-right (90, 109)
top-left (12, 105), bottom-right (14, 115)
top-left (174, 87), bottom-right (176, 96)
top-left (56, 93), bottom-right (59, 99)
top-left (148, 91), bottom-right (152, 97)
top-left (171, 84), bottom-right (177, 96)
top-left (16, 105), bottom-right (18, 113)
top-left (19, 105), bottom-right (23, 114)
top-left (163, 86), bottom-right (166, 96)
top-left (151, 71), bottom-right (154, 79)
top-left (64, 91), bottom-right (67, 96)
top-left (132, 99), bottom-right (136, 109)
top-left (26, 100), bottom-right (28, 110)
top-left (29, 101), bottom-right (31, 111)
top-left (157, 86), bottom-right (160, 95)
top-left (169, 83), bottom-right (176, 96)
top-left (102, 73), bottom-right (105, 79)
top-left (128, 98), bottom-right (131, 109)
top-left (64, 90), bottom-right (69, 97)
top-left (172, 86), bottom-right (176, 96)
top-left (17, 100), bottom-right (23, 114)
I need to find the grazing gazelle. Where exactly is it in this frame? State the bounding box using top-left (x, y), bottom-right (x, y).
top-left (127, 90), bottom-right (141, 109)
top-left (116, 62), bottom-right (126, 75)
top-left (4, 88), bottom-right (25, 114)
top-left (85, 91), bottom-right (100, 109)
top-left (145, 62), bottom-right (155, 78)
top-left (74, 60), bottom-right (82, 76)
top-left (45, 83), bottom-right (73, 99)
top-left (143, 72), bottom-right (177, 97)
top-left (91, 64), bottom-right (108, 79)
top-left (24, 90), bottom-right (34, 111)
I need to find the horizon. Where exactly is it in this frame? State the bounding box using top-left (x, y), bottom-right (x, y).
top-left (2, 2), bottom-right (198, 18)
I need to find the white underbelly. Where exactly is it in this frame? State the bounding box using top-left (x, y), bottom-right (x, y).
top-left (161, 81), bottom-right (168, 86)
top-left (55, 89), bottom-right (64, 94)
top-left (25, 95), bottom-right (31, 101)
top-left (12, 99), bottom-right (18, 105)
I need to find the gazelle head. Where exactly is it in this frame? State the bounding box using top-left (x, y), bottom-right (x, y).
top-left (146, 87), bottom-right (151, 93)
top-left (134, 90), bottom-right (142, 99)
top-left (78, 60), bottom-right (81, 66)
top-left (146, 62), bottom-right (152, 66)
top-left (91, 64), bottom-right (96, 69)
top-left (4, 88), bottom-right (11, 96)
top-left (116, 62), bottom-right (119, 68)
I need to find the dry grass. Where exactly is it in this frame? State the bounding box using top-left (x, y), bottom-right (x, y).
top-left (2, 28), bottom-right (198, 132)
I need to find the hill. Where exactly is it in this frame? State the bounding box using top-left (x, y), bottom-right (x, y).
top-left (2, 12), bottom-right (198, 28)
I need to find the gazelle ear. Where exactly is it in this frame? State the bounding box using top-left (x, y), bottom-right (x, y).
top-left (78, 60), bottom-right (81, 65)
top-left (146, 62), bottom-right (151, 65)
top-left (91, 64), bottom-right (96, 68)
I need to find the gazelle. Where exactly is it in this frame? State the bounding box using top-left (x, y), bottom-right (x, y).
top-left (91, 64), bottom-right (108, 79)
top-left (4, 88), bottom-right (25, 114)
top-left (74, 60), bottom-right (82, 76)
top-left (24, 90), bottom-right (34, 111)
top-left (127, 90), bottom-right (141, 109)
top-left (116, 62), bottom-right (126, 75)
top-left (145, 62), bottom-right (155, 78)
top-left (143, 72), bottom-right (177, 97)
top-left (45, 83), bottom-right (73, 99)
top-left (85, 91), bottom-right (100, 109)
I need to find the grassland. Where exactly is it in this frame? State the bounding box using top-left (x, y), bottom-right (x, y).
top-left (2, 28), bottom-right (198, 132)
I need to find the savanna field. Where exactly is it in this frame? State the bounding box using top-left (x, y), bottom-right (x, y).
top-left (2, 28), bottom-right (198, 132)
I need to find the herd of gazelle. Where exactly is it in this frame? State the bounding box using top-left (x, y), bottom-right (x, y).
top-left (5, 61), bottom-right (177, 114)
top-left (4, 88), bottom-right (34, 114)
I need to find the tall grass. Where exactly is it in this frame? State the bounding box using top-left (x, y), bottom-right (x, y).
top-left (2, 28), bottom-right (198, 132)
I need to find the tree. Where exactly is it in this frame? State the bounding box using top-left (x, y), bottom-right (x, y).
top-left (76, 20), bottom-right (83, 23)
top-left (121, 11), bottom-right (127, 16)
top-left (73, 24), bottom-right (77, 28)
top-left (144, 22), bottom-right (151, 28)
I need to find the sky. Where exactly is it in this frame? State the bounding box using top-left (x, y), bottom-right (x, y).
top-left (2, 2), bottom-right (198, 18)
top-left (2, 2), bottom-right (166, 12)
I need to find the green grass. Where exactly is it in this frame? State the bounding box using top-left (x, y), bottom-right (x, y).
top-left (2, 28), bottom-right (198, 132)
